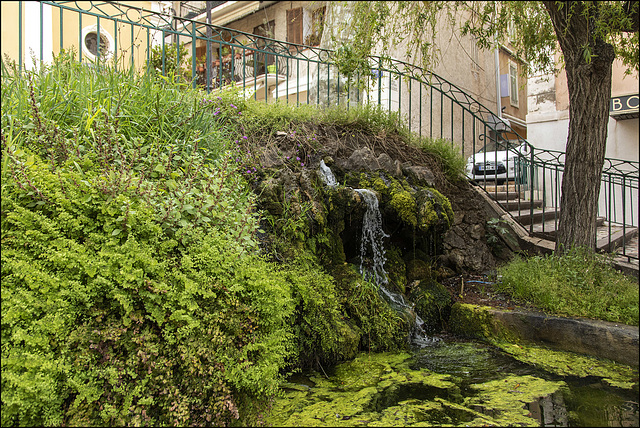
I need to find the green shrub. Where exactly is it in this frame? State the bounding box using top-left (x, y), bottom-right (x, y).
top-left (149, 42), bottom-right (190, 80)
top-left (1, 54), bottom-right (295, 426)
top-left (496, 247), bottom-right (639, 326)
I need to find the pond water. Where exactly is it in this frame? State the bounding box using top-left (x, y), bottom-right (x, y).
top-left (267, 336), bottom-right (639, 427)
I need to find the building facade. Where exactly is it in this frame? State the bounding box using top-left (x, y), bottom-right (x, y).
top-left (169, 1), bottom-right (528, 160)
top-left (1, 1), bottom-right (170, 71)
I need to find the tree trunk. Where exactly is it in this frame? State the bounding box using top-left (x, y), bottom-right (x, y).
top-left (543, 2), bottom-right (616, 252)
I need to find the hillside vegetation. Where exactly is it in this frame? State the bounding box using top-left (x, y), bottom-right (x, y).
top-left (1, 52), bottom-right (440, 426)
top-left (2, 52), bottom-right (637, 427)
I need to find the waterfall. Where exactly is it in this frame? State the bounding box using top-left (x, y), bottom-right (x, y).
top-left (355, 188), bottom-right (436, 346)
top-left (354, 189), bottom-right (389, 286)
top-left (318, 162), bottom-right (435, 346)
top-left (319, 160), bottom-right (338, 187)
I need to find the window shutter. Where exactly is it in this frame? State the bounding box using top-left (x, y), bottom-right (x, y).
top-left (509, 61), bottom-right (519, 107)
top-left (287, 8), bottom-right (303, 45)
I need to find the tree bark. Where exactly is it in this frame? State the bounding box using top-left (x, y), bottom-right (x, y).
top-left (543, 1), bottom-right (616, 252)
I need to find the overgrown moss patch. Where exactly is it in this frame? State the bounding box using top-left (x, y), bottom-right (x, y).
top-left (465, 375), bottom-right (567, 427)
top-left (493, 342), bottom-right (639, 390)
top-left (265, 351), bottom-right (573, 427)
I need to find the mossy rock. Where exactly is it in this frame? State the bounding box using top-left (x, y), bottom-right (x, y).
top-left (256, 175), bottom-right (286, 215)
top-left (346, 171), bottom-right (453, 235)
top-left (384, 245), bottom-right (407, 294)
top-left (448, 303), bottom-right (520, 343)
top-left (407, 279), bottom-right (453, 333)
top-left (328, 263), bottom-right (411, 353)
top-left (333, 319), bottom-right (362, 362)
top-left (405, 258), bottom-right (433, 282)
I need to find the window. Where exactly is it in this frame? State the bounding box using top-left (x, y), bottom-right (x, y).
top-left (253, 20), bottom-right (275, 39)
top-left (507, 21), bottom-right (517, 44)
top-left (81, 25), bottom-right (114, 61)
top-left (470, 35), bottom-right (480, 77)
top-left (305, 7), bottom-right (325, 46)
top-left (509, 60), bottom-right (519, 107)
top-left (253, 20), bottom-right (275, 74)
top-left (287, 7), bottom-right (303, 45)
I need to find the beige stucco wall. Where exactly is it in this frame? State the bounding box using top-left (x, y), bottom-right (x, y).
top-left (552, 58), bottom-right (638, 111)
top-left (363, 4), bottom-right (504, 159)
top-left (1, 2), bottom-right (22, 63)
top-left (1, 1), bottom-right (157, 70)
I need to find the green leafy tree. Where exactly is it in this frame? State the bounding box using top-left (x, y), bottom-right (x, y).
top-left (327, 1), bottom-right (639, 252)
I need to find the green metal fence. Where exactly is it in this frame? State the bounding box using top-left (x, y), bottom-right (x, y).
top-left (5, 1), bottom-right (638, 262)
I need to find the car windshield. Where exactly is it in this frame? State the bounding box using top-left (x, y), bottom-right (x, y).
top-left (478, 139), bottom-right (523, 153)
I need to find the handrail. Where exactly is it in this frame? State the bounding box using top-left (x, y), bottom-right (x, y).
top-left (6, 1), bottom-right (638, 261)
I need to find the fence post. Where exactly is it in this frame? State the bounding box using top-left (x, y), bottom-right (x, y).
top-left (191, 22), bottom-right (196, 89)
top-left (529, 145), bottom-right (535, 235)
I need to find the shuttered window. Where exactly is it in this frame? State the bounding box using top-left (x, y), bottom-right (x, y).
top-left (287, 8), bottom-right (303, 45)
top-left (306, 6), bottom-right (325, 46)
top-left (509, 60), bottom-right (519, 107)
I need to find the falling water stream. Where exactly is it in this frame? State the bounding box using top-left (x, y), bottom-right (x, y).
top-left (321, 161), bottom-right (437, 346)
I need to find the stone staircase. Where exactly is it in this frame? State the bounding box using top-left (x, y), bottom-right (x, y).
top-left (474, 180), bottom-right (639, 276)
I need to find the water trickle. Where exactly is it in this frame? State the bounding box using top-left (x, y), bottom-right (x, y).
top-left (355, 189), bottom-right (389, 286)
top-left (318, 162), bottom-right (434, 346)
top-left (319, 160), bottom-right (338, 187)
top-left (378, 283), bottom-right (436, 346)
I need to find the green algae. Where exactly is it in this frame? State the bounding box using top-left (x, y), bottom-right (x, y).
top-left (448, 304), bottom-right (639, 392)
top-left (465, 375), bottom-right (567, 427)
top-left (493, 341), bottom-right (639, 390)
top-left (265, 351), bottom-right (573, 427)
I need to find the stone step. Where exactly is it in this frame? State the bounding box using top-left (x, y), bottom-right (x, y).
top-left (496, 200), bottom-right (543, 211)
top-left (488, 191), bottom-right (525, 201)
top-left (482, 183), bottom-right (521, 193)
top-left (510, 208), bottom-right (560, 226)
top-left (531, 216), bottom-right (606, 241)
top-left (597, 225), bottom-right (639, 253)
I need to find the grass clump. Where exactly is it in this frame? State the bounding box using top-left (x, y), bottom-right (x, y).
top-left (495, 247), bottom-right (639, 326)
top-left (414, 136), bottom-right (467, 183)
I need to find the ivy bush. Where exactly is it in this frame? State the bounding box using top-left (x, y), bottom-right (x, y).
top-left (0, 53), bottom-right (299, 427)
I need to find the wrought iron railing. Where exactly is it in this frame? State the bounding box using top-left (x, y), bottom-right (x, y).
top-left (3, 1), bottom-right (638, 262)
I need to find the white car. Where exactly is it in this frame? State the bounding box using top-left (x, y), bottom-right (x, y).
top-left (466, 140), bottom-right (530, 184)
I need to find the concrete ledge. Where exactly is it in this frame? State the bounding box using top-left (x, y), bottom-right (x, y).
top-left (449, 303), bottom-right (639, 367)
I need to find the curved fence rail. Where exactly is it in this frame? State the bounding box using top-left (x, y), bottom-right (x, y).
top-left (4, 0), bottom-right (638, 261)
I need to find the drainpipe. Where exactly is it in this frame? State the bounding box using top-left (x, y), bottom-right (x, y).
top-left (495, 42), bottom-right (502, 119)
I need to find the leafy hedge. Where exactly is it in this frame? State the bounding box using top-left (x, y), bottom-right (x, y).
top-left (0, 53), bottom-right (302, 426)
